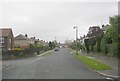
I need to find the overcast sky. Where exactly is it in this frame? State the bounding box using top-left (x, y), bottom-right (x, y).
top-left (0, 0), bottom-right (118, 43)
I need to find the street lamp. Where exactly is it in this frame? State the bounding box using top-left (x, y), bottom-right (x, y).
top-left (73, 26), bottom-right (78, 55)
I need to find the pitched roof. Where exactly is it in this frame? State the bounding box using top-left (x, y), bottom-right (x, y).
top-left (29, 38), bottom-right (39, 42)
top-left (14, 34), bottom-right (29, 40)
top-left (0, 28), bottom-right (13, 37)
top-left (101, 25), bottom-right (110, 31)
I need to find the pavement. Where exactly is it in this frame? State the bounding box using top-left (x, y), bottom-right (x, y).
top-left (0, 61), bottom-right (2, 81)
top-left (0, 53), bottom-right (2, 80)
top-left (2, 48), bottom-right (106, 79)
top-left (79, 51), bottom-right (119, 80)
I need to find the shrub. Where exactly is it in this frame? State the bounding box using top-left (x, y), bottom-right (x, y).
top-left (84, 39), bottom-right (90, 52)
top-left (107, 43), bottom-right (118, 56)
top-left (13, 48), bottom-right (23, 50)
top-left (100, 38), bottom-right (108, 54)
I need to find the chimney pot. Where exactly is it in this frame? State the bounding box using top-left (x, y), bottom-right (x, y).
top-left (102, 25), bottom-right (105, 28)
top-left (25, 34), bottom-right (27, 37)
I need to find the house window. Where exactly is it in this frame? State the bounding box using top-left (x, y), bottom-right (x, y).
top-left (0, 37), bottom-right (4, 43)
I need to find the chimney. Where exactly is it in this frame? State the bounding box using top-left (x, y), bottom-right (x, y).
top-left (84, 35), bottom-right (85, 38)
top-left (25, 34), bottom-right (28, 37)
top-left (102, 25), bottom-right (105, 28)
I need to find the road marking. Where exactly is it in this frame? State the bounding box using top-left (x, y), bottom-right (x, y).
top-left (33, 57), bottom-right (43, 62)
top-left (2, 65), bottom-right (14, 70)
top-left (6, 66), bottom-right (14, 69)
top-left (38, 57), bottom-right (41, 60)
top-left (106, 77), bottom-right (114, 80)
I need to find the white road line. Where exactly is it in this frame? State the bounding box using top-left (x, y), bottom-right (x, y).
top-left (33, 57), bottom-right (42, 62)
top-left (6, 66), bottom-right (14, 70)
top-left (2, 65), bottom-right (14, 70)
top-left (106, 77), bottom-right (114, 80)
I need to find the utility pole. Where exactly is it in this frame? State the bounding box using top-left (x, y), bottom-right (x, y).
top-left (55, 36), bottom-right (57, 42)
top-left (55, 36), bottom-right (57, 47)
top-left (73, 26), bottom-right (78, 55)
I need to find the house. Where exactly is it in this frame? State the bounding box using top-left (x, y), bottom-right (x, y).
top-left (29, 37), bottom-right (39, 46)
top-left (0, 28), bottom-right (14, 51)
top-left (79, 35), bottom-right (85, 45)
top-left (39, 40), bottom-right (48, 46)
top-left (101, 24), bottom-right (110, 33)
top-left (14, 34), bottom-right (30, 49)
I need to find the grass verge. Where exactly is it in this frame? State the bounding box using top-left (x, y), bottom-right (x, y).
top-left (73, 52), bottom-right (111, 71)
top-left (41, 50), bottom-right (53, 57)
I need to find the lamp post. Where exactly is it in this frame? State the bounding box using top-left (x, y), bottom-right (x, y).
top-left (73, 26), bottom-right (78, 55)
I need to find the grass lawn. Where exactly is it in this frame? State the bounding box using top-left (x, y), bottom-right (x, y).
top-left (73, 52), bottom-right (111, 71)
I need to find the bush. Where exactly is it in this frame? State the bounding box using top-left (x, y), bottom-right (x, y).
top-left (100, 38), bottom-right (108, 54)
top-left (107, 43), bottom-right (118, 56)
top-left (84, 39), bottom-right (90, 52)
top-left (93, 45), bottom-right (97, 52)
top-left (13, 48), bottom-right (23, 50)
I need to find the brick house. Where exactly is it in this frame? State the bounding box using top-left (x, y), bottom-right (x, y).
top-left (0, 28), bottom-right (14, 51)
top-left (14, 34), bottom-right (30, 49)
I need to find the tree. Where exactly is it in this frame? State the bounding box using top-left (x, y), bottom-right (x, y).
top-left (49, 41), bottom-right (56, 50)
top-left (109, 16), bottom-right (120, 57)
top-left (96, 36), bottom-right (103, 52)
top-left (101, 16), bottom-right (120, 57)
top-left (84, 39), bottom-right (90, 53)
top-left (89, 37), bottom-right (96, 52)
top-left (109, 16), bottom-right (119, 42)
top-left (49, 41), bottom-right (52, 50)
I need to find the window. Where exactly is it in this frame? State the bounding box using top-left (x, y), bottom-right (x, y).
top-left (0, 37), bottom-right (4, 43)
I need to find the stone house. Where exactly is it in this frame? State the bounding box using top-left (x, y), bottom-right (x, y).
top-left (0, 28), bottom-right (14, 51)
top-left (101, 24), bottom-right (110, 33)
top-left (29, 37), bottom-right (39, 46)
top-left (14, 34), bottom-right (30, 49)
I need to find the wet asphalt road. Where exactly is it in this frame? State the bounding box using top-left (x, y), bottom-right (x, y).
top-left (2, 48), bottom-right (105, 79)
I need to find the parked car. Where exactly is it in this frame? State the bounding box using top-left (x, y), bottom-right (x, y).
top-left (54, 48), bottom-right (59, 51)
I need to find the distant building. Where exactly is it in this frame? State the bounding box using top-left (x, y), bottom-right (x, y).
top-left (29, 37), bottom-right (39, 45)
top-left (79, 35), bottom-right (85, 45)
top-left (14, 34), bottom-right (30, 49)
top-left (0, 28), bottom-right (14, 51)
top-left (101, 24), bottom-right (110, 33)
top-left (39, 40), bottom-right (48, 46)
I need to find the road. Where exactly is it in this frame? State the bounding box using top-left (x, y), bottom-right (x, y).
top-left (2, 48), bottom-right (106, 79)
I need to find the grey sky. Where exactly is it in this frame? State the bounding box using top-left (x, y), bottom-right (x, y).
top-left (1, 1), bottom-right (118, 43)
